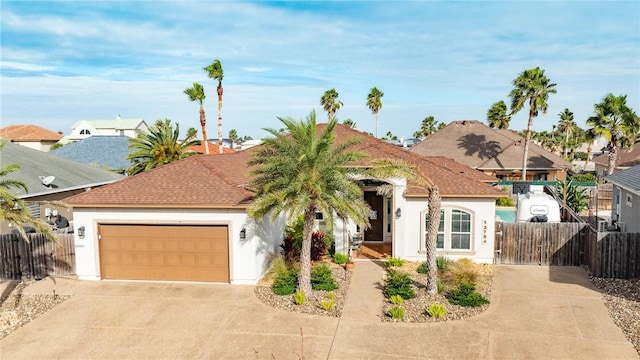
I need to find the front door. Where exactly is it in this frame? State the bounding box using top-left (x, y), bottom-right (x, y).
top-left (364, 191), bottom-right (384, 241)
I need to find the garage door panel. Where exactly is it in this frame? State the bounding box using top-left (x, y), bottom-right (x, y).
top-left (99, 224), bottom-right (229, 282)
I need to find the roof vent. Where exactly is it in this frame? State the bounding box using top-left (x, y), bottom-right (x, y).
top-left (39, 175), bottom-right (55, 187)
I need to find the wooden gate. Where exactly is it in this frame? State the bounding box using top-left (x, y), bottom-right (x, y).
top-left (494, 222), bottom-right (588, 265)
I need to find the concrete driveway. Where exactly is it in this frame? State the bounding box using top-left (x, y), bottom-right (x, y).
top-left (1, 264), bottom-right (637, 359)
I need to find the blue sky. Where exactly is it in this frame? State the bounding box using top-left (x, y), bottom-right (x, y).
top-left (1, 1), bottom-right (639, 140)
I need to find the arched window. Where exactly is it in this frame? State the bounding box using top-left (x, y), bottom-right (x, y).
top-left (80, 129), bottom-right (91, 135)
top-left (423, 208), bottom-right (473, 251)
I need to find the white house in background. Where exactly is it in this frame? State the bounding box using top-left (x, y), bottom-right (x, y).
top-left (64, 124), bottom-right (502, 284)
top-left (605, 165), bottom-right (640, 233)
top-left (60, 116), bottom-right (148, 143)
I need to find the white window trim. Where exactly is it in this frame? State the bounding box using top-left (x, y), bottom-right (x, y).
top-left (420, 207), bottom-right (475, 253)
top-left (626, 193), bottom-right (633, 208)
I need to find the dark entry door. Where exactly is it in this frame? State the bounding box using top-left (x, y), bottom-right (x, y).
top-left (364, 191), bottom-right (384, 241)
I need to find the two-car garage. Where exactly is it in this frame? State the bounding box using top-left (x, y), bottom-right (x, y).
top-left (98, 224), bottom-right (229, 283)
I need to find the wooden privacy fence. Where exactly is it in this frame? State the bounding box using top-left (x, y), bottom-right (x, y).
top-left (583, 230), bottom-right (640, 279)
top-left (495, 222), bottom-right (640, 279)
top-left (495, 222), bottom-right (587, 266)
top-left (0, 233), bottom-right (75, 280)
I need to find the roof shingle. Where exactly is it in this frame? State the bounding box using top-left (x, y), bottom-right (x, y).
top-left (0, 125), bottom-right (63, 142)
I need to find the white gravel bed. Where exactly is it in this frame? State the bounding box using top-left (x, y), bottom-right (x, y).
top-left (591, 277), bottom-right (640, 355)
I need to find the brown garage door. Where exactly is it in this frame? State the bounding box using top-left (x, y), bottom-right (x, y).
top-left (98, 224), bottom-right (229, 282)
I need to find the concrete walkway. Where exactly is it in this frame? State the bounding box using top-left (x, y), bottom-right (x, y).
top-left (1, 264), bottom-right (638, 359)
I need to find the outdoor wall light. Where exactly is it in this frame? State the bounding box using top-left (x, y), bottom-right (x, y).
top-left (395, 208), bottom-right (402, 219)
top-left (240, 228), bottom-right (247, 240)
top-left (78, 226), bottom-right (85, 239)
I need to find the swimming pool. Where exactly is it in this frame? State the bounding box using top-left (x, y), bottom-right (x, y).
top-left (495, 207), bottom-right (517, 222)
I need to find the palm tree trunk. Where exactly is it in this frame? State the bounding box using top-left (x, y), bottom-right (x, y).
top-left (425, 186), bottom-right (441, 294)
top-left (298, 209), bottom-right (315, 295)
top-left (199, 105), bottom-right (209, 155)
top-left (217, 85), bottom-right (223, 154)
top-left (564, 132), bottom-right (569, 159)
top-left (375, 112), bottom-right (379, 138)
top-left (607, 146), bottom-right (618, 176)
top-left (522, 110), bottom-right (534, 180)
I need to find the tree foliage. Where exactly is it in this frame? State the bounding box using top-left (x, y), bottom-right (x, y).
top-left (320, 88), bottom-right (343, 121)
top-left (487, 101), bottom-right (511, 129)
top-left (366, 87), bottom-right (384, 138)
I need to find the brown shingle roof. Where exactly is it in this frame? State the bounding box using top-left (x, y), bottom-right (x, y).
top-left (66, 123), bottom-right (502, 208)
top-left (65, 152), bottom-right (253, 208)
top-left (186, 142), bottom-right (236, 154)
top-left (0, 125), bottom-right (63, 141)
top-left (409, 120), bottom-right (571, 171)
top-left (593, 145), bottom-right (640, 168)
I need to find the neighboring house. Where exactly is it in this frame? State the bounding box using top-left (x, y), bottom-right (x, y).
top-left (0, 141), bottom-right (125, 234)
top-left (593, 145), bottom-right (640, 178)
top-left (0, 124), bottom-right (63, 152)
top-left (64, 124), bottom-right (502, 285)
top-left (60, 116), bottom-right (148, 143)
top-left (409, 120), bottom-right (571, 181)
top-left (187, 141), bottom-right (236, 154)
top-left (605, 165), bottom-right (640, 233)
top-left (49, 136), bottom-right (132, 174)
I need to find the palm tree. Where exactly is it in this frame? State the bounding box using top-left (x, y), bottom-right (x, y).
top-left (0, 141), bottom-right (54, 240)
top-left (204, 59), bottom-right (224, 154)
top-left (586, 93), bottom-right (640, 175)
top-left (228, 129), bottom-right (238, 149)
top-left (184, 82), bottom-right (209, 154)
top-left (417, 116), bottom-right (440, 138)
top-left (342, 119), bottom-right (356, 129)
top-left (486, 101), bottom-right (511, 129)
top-left (557, 108), bottom-right (576, 160)
top-left (126, 119), bottom-right (199, 176)
top-left (366, 87), bottom-right (384, 138)
top-left (509, 67), bottom-right (557, 180)
top-left (248, 110), bottom-right (422, 294)
top-left (425, 185), bottom-right (441, 294)
top-left (320, 88), bottom-right (343, 121)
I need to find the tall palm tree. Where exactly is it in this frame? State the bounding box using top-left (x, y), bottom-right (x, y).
top-left (320, 88), bottom-right (343, 121)
top-left (0, 141), bottom-right (54, 240)
top-left (586, 93), bottom-right (640, 175)
top-left (204, 59), bottom-right (224, 154)
top-left (126, 119), bottom-right (199, 176)
top-left (486, 100), bottom-right (511, 129)
top-left (557, 108), bottom-right (576, 160)
top-left (509, 67), bottom-right (557, 180)
top-left (425, 185), bottom-right (441, 294)
top-left (366, 87), bottom-right (384, 138)
top-left (228, 129), bottom-right (238, 149)
top-left (184, 82), bottom-right (209, 154)
top-left (248, 111), bottom-right (422, 294)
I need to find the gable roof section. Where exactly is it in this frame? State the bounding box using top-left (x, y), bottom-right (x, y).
top-left (0, 125), bottom-right (63, 142)
top-left (605, 164), bottom-right (640, 195)
top-left (593, 145), bottom-right (640, 168)
top-left (0, 141), bottom-right (124, 198)
top-left (65, 152), bottom-right (253, 208)
top-left (409, 120), bottom-right (571, 171)
top-left (328, 124), bottom-right (502, 197)
top-left (49, 136), bottom-right (132, 172)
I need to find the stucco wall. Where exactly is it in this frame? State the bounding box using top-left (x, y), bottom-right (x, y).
top-left (615, 187), bottom-right (640, 233)
top-left (395, 197), bottom-right (496, 264)
top-left (72, 207), bottom-right (285, 284)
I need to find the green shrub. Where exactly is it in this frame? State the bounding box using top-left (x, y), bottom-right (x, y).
top-left (333, 253), bottom-right (348, 265)
top-left (426, 303), bottom-right (448, 319)
top-left (273, 269), bottom-right (298, 295)
top-left (387, 306), bottom-right (405, 319)
top-left (389, 294), bottom-right (404, 305)
top-left (448, 282), bottom-right (490, 307)
top-left (383, 270), bottom-right (416, 300)
top-left (265, 255), bottom-right (290, 282)
top-left (319, 297), bottom-right (335, 311)
top-left (311, 265), bottom-right (338, 291)
top-left (294, 290), bottom-right (306, 305)
top-left (496, 197), bottom-right (516, 207)
top-left (437, 279), bottom-right (446, 294)
top-left (569, 172), bottom-right (595, 182)
top-left (416, 261), bottom-right (429, 274)
top-left (436, 256), bottom-right (452, 273)
top-left (443, 258), bottom-right (481, 286)
top-left (386, 257), bottom-right (406, 268)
